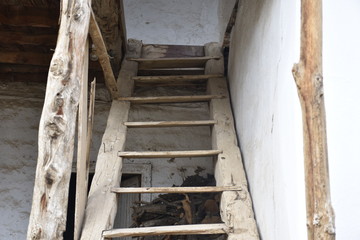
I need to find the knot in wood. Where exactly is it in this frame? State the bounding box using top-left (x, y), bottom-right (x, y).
top-left (73, 4), bottom-right (84, 21)
top-left (50, 58), bottom-right (67, 77)
top-left (46, 122), bottom-right (63, 139)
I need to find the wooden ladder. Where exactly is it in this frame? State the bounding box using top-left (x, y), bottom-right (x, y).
top-left (80, 41), bottom-right (259, 240)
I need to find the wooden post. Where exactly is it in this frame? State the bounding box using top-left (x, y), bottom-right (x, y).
top-left (80, 39), bottom-right (142, 240)
top-left (292, 0), bottom-right (336, 239)
top-left (26, 0), bottom-right (91, 239)
top-left (205, 42), bottom-right (259, 240)
top-left (74, 40), bottom-right (89, 240)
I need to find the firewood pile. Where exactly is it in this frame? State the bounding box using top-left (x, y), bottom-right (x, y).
top-left (131, 174), bottom-right (226, 240)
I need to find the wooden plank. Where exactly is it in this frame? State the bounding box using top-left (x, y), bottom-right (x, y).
top-left (0, 52), bottom-right (52, 66)
top-left (0, 5), bottom-right (59, 27)
top-left (129, 56), bottom-right (221, 70)
top-left (205, 43), bottom-right (259, 240)
top-left (138, 68), bottom-right (204, 76)
top-left (117, 95), bottom-right (225, 104)
top-left (1, 1), bottom-right (59, 8)
top-left (124, 120), bottom-right (216, 128)
top-left (80, 39), bottom-right (142, 240)
top-left (74, 40), bottom-right (89, 240)
top-left (133, 74), bottom-right (223, 83)
top-left (103, 223), bottom-right (229, 238)
top-left (118, 150), bottom-right (222, 158)
top-left (89, 11), bottom-right (119, 99)
top-left (292, 0), bottom-right (335, 239)
top-left (111, 186), bottom-right (242, 194)
top-left (26, 0), bottom-right (91, 239)
top-left (141, 44), bottom-right (204, 58)
top-left (0, 31), bottom-right (56, 46)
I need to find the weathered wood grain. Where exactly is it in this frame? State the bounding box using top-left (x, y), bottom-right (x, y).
top-left (27, 0), bottom-right (91, 239)
top-left (292, 0), bottom-right (335, 239)
top-left (80, 39), bottom-right (142, 240)
top-left (103, 223), bottom-right (229, 238)
top-left (205, 42), bottom-right (259, 240)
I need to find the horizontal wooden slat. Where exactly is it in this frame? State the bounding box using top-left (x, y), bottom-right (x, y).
top-left (124, 120), bottom-right (216, 128)
top-left (0, 31), bottom-right (56, 46)
top-left (133, 74), bottom-right (223, 84)
top-left (141, 44), bottom-right (204, 58)
top-left (129, 56), bottom-right (221, 70)
top-left (118, 150), bottom-right (222, 158)
top-left (102, 223), bottom-right (229, 238)
top-left (117, 95), bottom-right (225, 104)
top-left (138, 68), bottom-right (204, 76)
top-left (0, 52), bottom-right (52, 66)
top-left (0, 5), bottom-right (59, 28)
top-left (111, 186), bottom-right (242, 194)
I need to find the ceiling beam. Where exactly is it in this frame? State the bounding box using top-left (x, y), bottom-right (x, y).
top-left (0, 31), bottom-right (56, 46)
top-left (0, 5), bottom-right (59, 28)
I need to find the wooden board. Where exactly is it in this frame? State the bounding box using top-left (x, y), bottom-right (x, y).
top-left (74, 40), bottom-right (89, 240)
top-left (79, 39), bottom-right (142, 240)
top-left (133, 74), bottom-right (223, 84)
top-left (141, 44), bottom-right (204, 58)
top-left (138, 68), bottom-right (204, 76)
top-left (205, 43), bottom-right (259, 240)
top-left (0, 4), bottom-right (59, 27)
top-left (118, 150), bottom-right (222, 158)
top-left (117, 95), bottom-right (224, 104)
top-left (124, 120), bottom-right (216, 128)
top-left (103, 223), bottom-right (229, 238)
top-left (129, 56), bottom-right (221, 70)
top-left (111, 186), bottom-right (242, 194)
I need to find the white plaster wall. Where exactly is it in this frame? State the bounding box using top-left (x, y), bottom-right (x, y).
top-left (324, 1), bottom-right (360, 239)
top-left (226, 0), bottom-right (307, 239)
top-left (123, 0), bottom-right (221, 45)
top-left (0, 84), bottom-right (110, 239)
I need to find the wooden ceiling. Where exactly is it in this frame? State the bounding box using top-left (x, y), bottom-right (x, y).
top-left (0, 0), bottom-right (126, 83)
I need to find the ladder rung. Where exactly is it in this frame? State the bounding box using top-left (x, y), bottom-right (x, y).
top-left (102, 223), bottom-right (229, 238)
top-left (124, 120), bottom-right (216, 128)
top-left (132, 74), bottom-right (223, 83)
top-left (128, 56), bottom-right (221, 69)
top-left (118, 150), bottom-right (222, 158)
top-left (111, 186), bottom-right (242, 194)
top-left (116, 95), bottom-right (225, 104)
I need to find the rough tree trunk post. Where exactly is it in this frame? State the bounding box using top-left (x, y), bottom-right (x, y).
top-left (27, 0), bottom-right (91, 239)
top-left (292, 0), bottom-right (336, 239)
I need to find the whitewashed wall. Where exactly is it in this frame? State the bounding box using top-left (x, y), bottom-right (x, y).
top-left (324, 0), bottom-right (360, 239)
top-left (225, 0), bottom-right (307, 239)
top-left (123, 0), bottom-right (221, 45)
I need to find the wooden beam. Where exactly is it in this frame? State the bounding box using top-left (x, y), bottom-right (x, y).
top-left (27, 0), bottom-right (91, 239)
top-left (129, 56), bottom-right (221, 70)
top-left (1, 1), bottom-right (59, 8)
top-left (117, 95), bottom-right (225, 104)
top-left (0, 31), bottom-right (56, 46)
top-left (74, 40), bottom-right (89, 240)
top-left (133, 74), bottom-right (223, 83)
top-left (205, 43), bottom-right (259, 240)
top-left (111, 186), bottom-right (242, 194)
top-left (80, 39), bottom-right (142, 240)
top-left (118, 150), bottom-right (222, 158)
top-left (292, 0), bottom-right (335, 239)
top-left (102, 223), bottom-right (229, 238)
top-left (0, 5), bottom-right (59, 27)
top-left (89, 11), bottom-right (119, 99)
top-left (0, 52), bottom-right (52, 66)
top-left (124, 120), bottom-right (216, 128)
